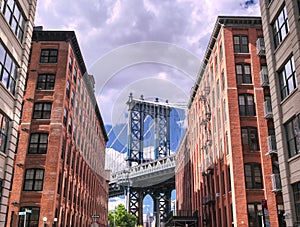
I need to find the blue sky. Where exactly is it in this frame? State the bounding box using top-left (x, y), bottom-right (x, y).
top-left (35, 0), bottom-right (261, 211)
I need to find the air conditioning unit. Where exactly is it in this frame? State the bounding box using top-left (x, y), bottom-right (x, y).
top-left (256, 37), bottom-right (266, 56)
top-left (260, 68), bottom-right (269, 86)
top-left (271, 173), bottom-right (282, 192)
top-left (266, 135), bottom-right (277, 155)
top-left (216, 192), bottom-right (220, 198)
top-left (264, 100), bottom-right (273, 119)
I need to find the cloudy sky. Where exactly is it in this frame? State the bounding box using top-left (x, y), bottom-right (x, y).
top-left (35, 0), bottom-right (260, 126)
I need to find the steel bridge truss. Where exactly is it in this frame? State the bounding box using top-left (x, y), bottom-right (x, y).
top-left (128, 178), bottom-right (174, 226)
top-left (126, 94), bottom-right (171, 166)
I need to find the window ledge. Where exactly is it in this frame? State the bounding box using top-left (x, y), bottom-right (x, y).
top-left (36, 89), bottom-right (55, 92)
top-left (288, 152), bottom-right (300, 163)
top-left (234, 53), bottom-right (251, 57)
top-left (280, 87), bottom-right (298, 106)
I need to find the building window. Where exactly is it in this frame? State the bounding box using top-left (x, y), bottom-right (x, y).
top-left (0, 42), bottom-right (17, 94)
top-left (68, 117), bottom-right (72, 134)
top-left (272, 6), bottom-right (289, 49)
top-left (227, 166), bottom-right (231, 191)
top-left (236, 63), bottom-right (252, 84)
top-left (77, 78), bottom-right (81, 93)
top-left (221, 70), bottom-right (225, 90)
top-left (33, 103), bottom-right (52, 119)
top-left (40, 49), bottom-right (58, 63)
top-left (63, 108), bottom-right (68, 126)
top-left (215, 55), bottom-right (218, 74)
top-left (73, 68), bottom-right (77, 83)
top-left (71, 91), bottom-right (75, 106)
top-left (69, 56), bottom-right (73, 71)
top-left (285, 114), bottom-right (300, 158)
top-left (57, 172), bottom-right (62, 194)
top-left (242, 127), bottom-right (259, 151)
top-left (18, 207), bottom-right (40, 227)
top-left (28, 133), bottom-right (48, 154)
top-left (61, 138), bottom-right (66, 160)
top-left (23, 169), bottom-right (44, 191)
top-left (219, 42), bottom-right (223, 61)
top-left (238, 94), bottom-right (255, 116)
top-left (233, 35), bottom-right (249, 53)
top-left (0, 113), bottom-right (9, 153)
top-left (1, 0), bottom-right (25, 42)
top-left (247, 203), bottom-right (263, 227)
top-left (293, 182), bottom-right (300, 223)
top-left (36, 74), bottom-right (55, 90)
top-left (279, 56), bottom-right (297, 100)
top-left (66, 80), bottom-right (70, 98)
top-left (244, 163), bottom-right (263, 189)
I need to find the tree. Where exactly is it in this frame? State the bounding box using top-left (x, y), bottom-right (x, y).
top-left (108, 204), bottom-right (137, 227)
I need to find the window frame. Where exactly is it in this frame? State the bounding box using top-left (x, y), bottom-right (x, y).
top-left (238, 94), bottom-right (256, 116)
top-left (0, 42), bottom-right (18, 94)
top-left (28, 133), bottom-right (48, 154)
top-left (293, 181), bottom-right (300, 223)
top-left (279, 56), bottom-right (297, 100)
top-left (32, 102), bottom-right (52, 119)
top-left (236, 63), bottom-right (252, 84)
top-left (247, 203), bottom-right (263, 227)
top-left (272, 6), bottom-right (289, 49)
top-left (241, 127), bottom-right (260, 152)
top-left (1, 0), bottom-right (26, 42)
top-left (285, 114), bottom-right (300, 158)
top-left (0, 112), bottom-right (9, 153)
top-left (36, 74), bottom-right (55, 90)
top-left (244, 163), bottom-right (263, 189)
top-left (39, 49), bottom-right (58, 63)
top-left (18, 207), bottom-right (40, 227)
top-left (233, 35), bottom-right (249, 53)
top-left (63, 108), bottom-right (68, 126)
top-left (23, 168), bottom-right (44, 191)
top-left (66, 80), bottom-right (70, 99)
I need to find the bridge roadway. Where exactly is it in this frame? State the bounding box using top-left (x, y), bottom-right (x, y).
top-left (109, 154), bottom-right (176, 197)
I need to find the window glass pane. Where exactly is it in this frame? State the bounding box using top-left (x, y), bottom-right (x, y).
top-left (244, 65), bottom-right (251, 74)
top-left (30, 134), bottom-right (39, 143)
top-left (239, 96), bottom-right (245, 105)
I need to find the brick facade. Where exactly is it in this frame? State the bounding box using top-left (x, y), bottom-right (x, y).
top-left (176, 16), bottom-right (284, 227)
top-left (6, 30), bottom-right (109, 227)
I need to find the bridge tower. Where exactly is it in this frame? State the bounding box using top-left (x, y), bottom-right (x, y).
top-left (127, 93), bottom-right (171, 165)
top-left (126, 93), bottom-right (173, 226)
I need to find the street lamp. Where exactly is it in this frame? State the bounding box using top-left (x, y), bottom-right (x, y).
top-left (43, 217), bottom-right (47, 227)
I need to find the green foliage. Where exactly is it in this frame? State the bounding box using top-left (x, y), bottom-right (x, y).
top-left (108, 204), bottom-right (137, 227)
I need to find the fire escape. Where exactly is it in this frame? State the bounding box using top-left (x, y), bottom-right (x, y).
top-left (199, 85), bottom-right (215, 226)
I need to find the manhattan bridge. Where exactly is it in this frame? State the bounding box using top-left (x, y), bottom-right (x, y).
top-left (106, 93), bottom-right (198, 226)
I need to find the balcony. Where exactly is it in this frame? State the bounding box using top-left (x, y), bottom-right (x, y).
top-left (264, 100), bottom-right (273, 119)
top-left (256, 37), bottom-right (265, 56)
top-left (260, 68), bottom-right (269, 86)
top-left (266, 135), bottom-right (277, 155)
top-left (271, 173), bottom-right (282, 192)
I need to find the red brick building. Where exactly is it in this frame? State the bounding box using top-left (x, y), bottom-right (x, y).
top-left (6, 29), bottom-right (109, 227)
top-left (176, 16), bottom-right (285, 227)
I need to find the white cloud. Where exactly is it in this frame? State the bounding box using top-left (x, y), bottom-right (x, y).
top-left (106, 0), bottom-right (122, 24)
top-left (35, 0), bottom-right (260, 128)
top-left (108, 197), bottom-right (125, 211)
